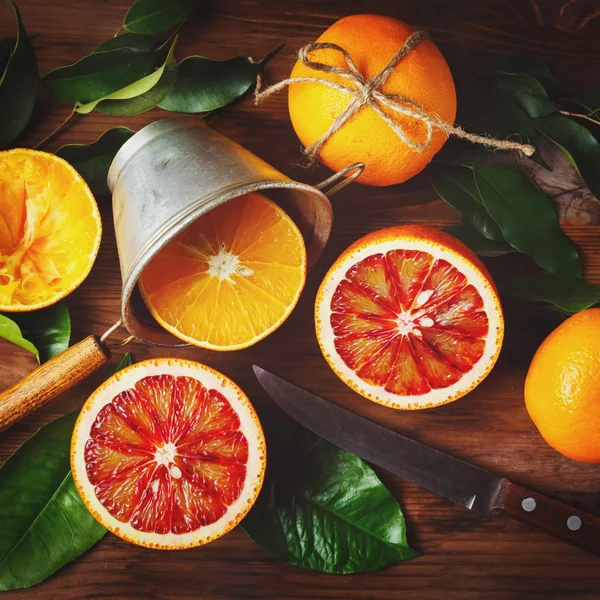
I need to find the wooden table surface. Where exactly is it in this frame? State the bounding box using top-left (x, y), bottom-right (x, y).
top-left (1, 0), bottom-right (600, 598)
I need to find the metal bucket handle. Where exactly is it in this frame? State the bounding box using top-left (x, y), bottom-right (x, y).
top-left (315, 162), bottom-right (365, 197)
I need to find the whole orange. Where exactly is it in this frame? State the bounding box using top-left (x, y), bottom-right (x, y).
top-left (525, 309), bottom-right (600, 463)
top-left (288, 14), bottom-right (457, 187)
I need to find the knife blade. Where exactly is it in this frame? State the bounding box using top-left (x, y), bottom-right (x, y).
top-left (253, 365), bottom-right (600, 556)
top-left (253, 365), bottom-right (503, 515)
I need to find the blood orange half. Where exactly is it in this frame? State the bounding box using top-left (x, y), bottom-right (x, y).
top-left (315, 225), bottom-right (503, 409)
top-left (71, 359), bottom-right (266, 549)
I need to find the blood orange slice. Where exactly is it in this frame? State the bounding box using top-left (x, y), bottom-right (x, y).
top-left (71, 359), bottom-right (266, 549)
top-left (315, 225), bottom-right (503, 409)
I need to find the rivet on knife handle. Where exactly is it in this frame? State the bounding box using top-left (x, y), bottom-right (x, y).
top-left (493, 480), bottom-right (600, 556)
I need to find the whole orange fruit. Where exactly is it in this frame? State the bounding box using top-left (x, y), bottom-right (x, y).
top-left (525, 309), bottom-right (600, 463)
top-left (288, 14), bottom-right (456, 187)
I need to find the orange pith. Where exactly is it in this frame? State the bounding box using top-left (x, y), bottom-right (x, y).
top-left (71, 359), bottom-right (266, 550)
top-left (0, 149), bottom-right (101, 311)
top-left (139, 192), bottom-right (307, 351)
top-left (315, 226), bottom-right (504, 409)
top-left (288, 14), bottom-right (457, 186)
top-left (525, 309), bottom-right (600, 463)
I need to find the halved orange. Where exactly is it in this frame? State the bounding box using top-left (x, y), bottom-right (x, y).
top-left (315, 225), bottom-right (504, 409)
top-left (0, 149), bottom-right (101, 311)
top-left (71, 358), bottom-right (266, 550)
top-left (139, 192), bottom-right (307, 350)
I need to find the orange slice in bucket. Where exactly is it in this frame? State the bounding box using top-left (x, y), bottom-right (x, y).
top-left (0, 149), bottom-right (101, 311)
top-left (139, 192), bottom-right (307, 350)
top-left (71, 358), bottom-right (266, 549)
top-left (315, 225), bottom-right (504, 409)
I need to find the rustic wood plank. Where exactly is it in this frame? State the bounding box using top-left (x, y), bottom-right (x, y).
top-left (1, 0), bottom-right (599, 598)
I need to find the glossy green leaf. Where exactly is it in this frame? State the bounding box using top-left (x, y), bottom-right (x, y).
top-left (0, 412), bottom-right (104, 591)
top-left (486, 54), bottom-right (569, 100)
top-left (159, 44), bottom-right (283, 113)
top-left (432, 137), bottom-right (493, 166)
top-left (490, 72), bottom-right (558, 118)
top-left (0, 37), bottom-right (14, 73)
top-left (429, 164), bottom-right (504, 241)
top-left (445, 225), bottom-right (513, 257)
top-left (11, 302), bottom-right (70, 363)
top-left (92, 36), bottom-right (177, 116)
top-left (241, 420), bottom-right (419, 574)
top-left (0, 314), bottom-right (38, 359)
top-left (112, 352), bottom-right (133, 373)
top-left (93, 32), bottom-right (159, 54)
top-left (124, 0), bottom-right (195, 35)
top-left (534, 113), bottom-right (600, 201)
top-left (56, 127), bottom-right (134, 196)
top-left (501, 274), bottom-right (600, 314)
top-left (0, 1), bottom-right (39, 149)
top-left (74, 35), bottom-right (176, 115)
top-left (0, 352), bottom-right (133, 591)
top-left (457, 85), bottom-right (545, 167)
top-left (474, 165), bottom-right (581, 276)
top-left (43, 45), bottom-right (161, 105)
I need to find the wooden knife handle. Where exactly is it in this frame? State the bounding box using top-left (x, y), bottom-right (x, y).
top-left (493, 479), bottom-right (600, 556)
top-left (0, 335), bottom-right (111, 432)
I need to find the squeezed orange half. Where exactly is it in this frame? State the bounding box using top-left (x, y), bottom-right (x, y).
top-left (139, 192), bottom-right (307, 350)
top-left (0, 149), bottom-right (101, 311)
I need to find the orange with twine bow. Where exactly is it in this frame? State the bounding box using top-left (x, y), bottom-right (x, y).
top-left (255, 15), bottom-right (535, 186)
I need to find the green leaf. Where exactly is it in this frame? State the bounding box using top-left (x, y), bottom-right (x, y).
top-left (241, 420), bottom-right (419, 574)
top-left (92, 36), bottom-right (178, 116)
top-left (11, 302), bottom-right (70, 363)
top-left (93, 32), bottom-right (159, 54)
top-left (429, 164), bottom-right (504, 241)
top-left (490, 72), bottom-right (558, 118)
top-left (457, 85), bottom-right (546, 167)
top-left (0, 314), bottom-right (38, 359)
top-left (486, 54), bottom-right (569, 100)
top-left (0, 351), bottom-right (134, 591)
top-left (124, 0), bottom-right (195, 35)
top-left (43, 45), bottom-right (161, 105)
top-left (0, 1), bottom-right (39, 149)
top-left (445, 225), bottom-right (513, 257)
top-left (473, 165), bottom-right (581, 276)
top-left (74, 35), bottom-right (176, 115)
top-left (0, 37), bottom-right (15, 73)
top-left (56, 127), bottom-right (134, 196)
top-left (112, 352), bottom-right (133, 374)
top-left (501, 274), bottom-right (600, 314)
top-left (159, 44), bottom-right (283, 113)
top-left (0, 412), bottom-right (105, 591)
top-left (534, 114), bottom-right (600, 201)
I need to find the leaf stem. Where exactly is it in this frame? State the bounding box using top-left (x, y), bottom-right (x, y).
top-left (33, 106), bottom-right (78, 150)
top-left (113, 26), bottom-right (124, 38)
top-left (559, 109), bottom-right (600, 127)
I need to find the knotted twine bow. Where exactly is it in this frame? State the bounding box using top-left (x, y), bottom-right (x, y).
top-left (255, 30), bottom-right (536, 162)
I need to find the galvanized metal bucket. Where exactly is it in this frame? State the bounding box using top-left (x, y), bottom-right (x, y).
top-left (108, 118), bottom-right (364, 346)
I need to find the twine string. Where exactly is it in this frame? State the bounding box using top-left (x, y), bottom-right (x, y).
top-left (255, 31), bottom-right (536, 160)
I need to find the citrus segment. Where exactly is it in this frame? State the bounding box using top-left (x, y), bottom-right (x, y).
top-left (139, 192), bottom-right (307, 350)
top-left (72, 359), bottom-right (266, 549)
top-left (0, 149), bottom-right (101, 311)
top-left (315, 226), bottom-right (503, 409)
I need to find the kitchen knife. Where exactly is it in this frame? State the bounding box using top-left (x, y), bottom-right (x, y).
top-left (253, 365), bottom-right (600, 557)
